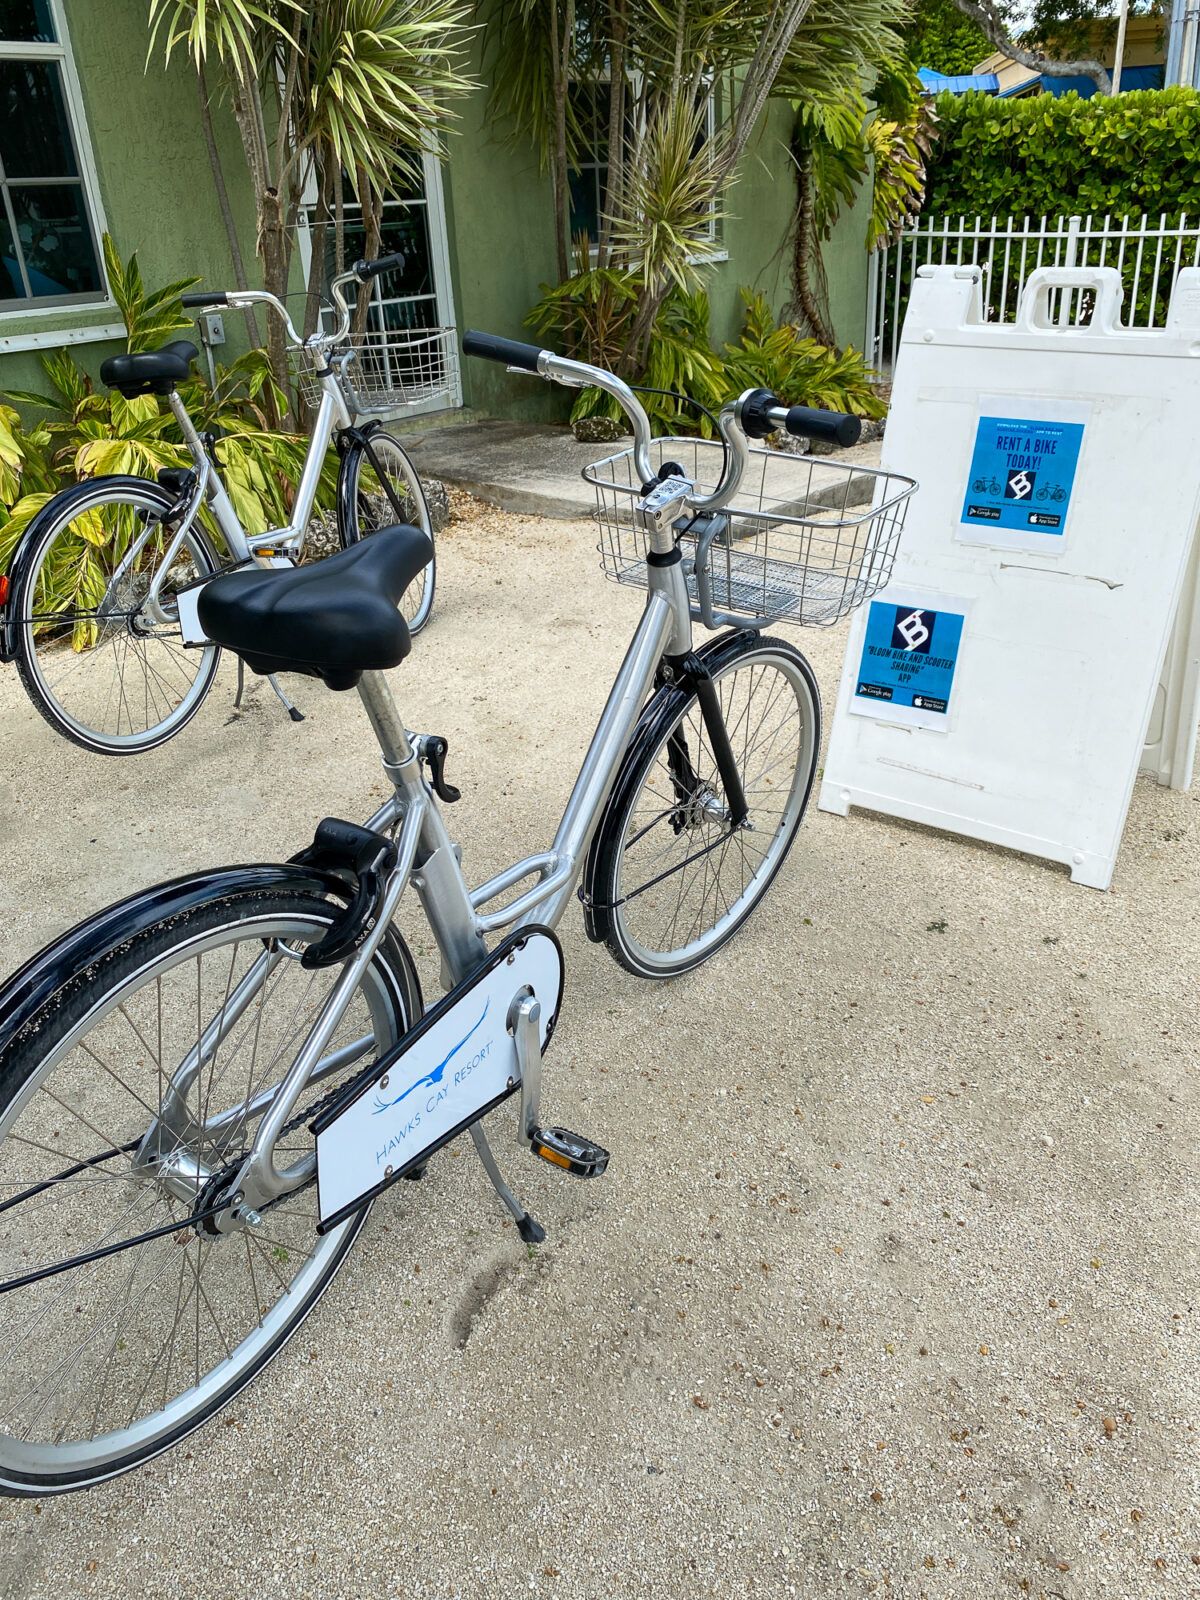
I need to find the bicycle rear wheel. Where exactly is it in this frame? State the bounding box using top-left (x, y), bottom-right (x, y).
top-left (11, 477), bottom-right (221, 755)
top-left (338, 430), bottom-right (435, 634)
top-left (0, 883), bottom-right (419, 1496)
top-left (587, 632), bottom-right (820, 978)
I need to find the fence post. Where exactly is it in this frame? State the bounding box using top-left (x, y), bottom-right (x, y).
top-left (866, 248), bottom-right (880, 371)
top-left (1059, 214), bottom-right (1083, 325)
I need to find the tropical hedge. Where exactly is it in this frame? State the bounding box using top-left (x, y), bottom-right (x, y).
top-left (925, 87), bottom-right (1200, 218)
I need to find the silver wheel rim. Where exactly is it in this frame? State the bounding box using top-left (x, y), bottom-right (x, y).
top-left (0, 907), bottom-right (407, 1485)
top-left (20, 484), bottom-right (219, 753)
top-left (350, 435), bottom-right (434, 631)
top-left (611, 649), bottom-right (817, 975)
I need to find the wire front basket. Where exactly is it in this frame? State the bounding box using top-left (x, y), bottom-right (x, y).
top-left (585, 437), bottom-right (917, 628)
top-left (294, 325), bottom-right (459, 415)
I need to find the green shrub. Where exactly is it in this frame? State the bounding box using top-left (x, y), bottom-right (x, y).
top-left (720, 291), bottom-right (886, 418)
top-left (526, 272), bottom-right (883, 435)
top-left (0, 236), bottom-right (335, 605)
top-left (925, 87), bottom-right (1200, 218)
top-left (904, 0), bottom-right (993, 76)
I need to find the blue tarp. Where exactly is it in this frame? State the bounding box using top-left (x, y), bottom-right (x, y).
top-left (1002, 62), bottom-right (1165, 97)
top-left (920, 62), bottom-right (1165, 99)
top-left (918, 67), bottom-right (1001, 94)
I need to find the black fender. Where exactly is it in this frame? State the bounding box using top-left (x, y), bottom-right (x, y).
top-left (579, 629), bottom-right (756, 943)
top-left (0, 863), bottom-right (422, 1063)
top-left (0, 475), bottom-right (177, 661)
top-left (335, 419), bottom-right (391, 547)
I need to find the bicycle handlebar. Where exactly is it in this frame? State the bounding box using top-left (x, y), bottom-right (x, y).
top-left (181, 253), bottom-right (407, 352)
top-left (461, 330), bottom-right (863, 513)
top-left (461, 330), bottom-right (545, 372)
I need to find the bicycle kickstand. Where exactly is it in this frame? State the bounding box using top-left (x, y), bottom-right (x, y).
top-left (266, 673), bottom-right (305, 723)
top-left (469, 1121), bottom-right (545, 1245)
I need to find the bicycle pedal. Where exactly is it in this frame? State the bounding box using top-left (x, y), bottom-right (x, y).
top-left (529, 1126), bottom-right (609, 1179)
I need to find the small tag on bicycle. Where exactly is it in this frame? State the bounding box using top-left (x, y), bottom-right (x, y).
top-left (313, 928), bottom-right (563, 1232)
top-left (175, 582), bottom-right (209, 647)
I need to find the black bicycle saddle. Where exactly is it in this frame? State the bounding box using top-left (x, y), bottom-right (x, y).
top-left (197, 524), bottom-right (433, 690)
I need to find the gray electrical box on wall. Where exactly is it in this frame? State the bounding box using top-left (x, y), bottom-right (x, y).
top-left (199, 312), bottom-right (225, 346)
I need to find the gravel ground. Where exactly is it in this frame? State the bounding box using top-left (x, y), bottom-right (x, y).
top-left (0, 495), bottom-right (1197, 1599)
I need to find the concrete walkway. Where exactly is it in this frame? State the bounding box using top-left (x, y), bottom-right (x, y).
top-left (404, 416), bottom-right (885, 518)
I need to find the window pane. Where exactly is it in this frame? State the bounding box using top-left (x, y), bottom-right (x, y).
top-left (377, 296), bottom-right (435, 334)
top-left (7, 183), bottom-right (100, 297)
top-left (377, 208), bottom-right (432, 298)
top-left (0, 59), bottom-right (79, 177)
top-left (0, 0), bottom-right (56, 41)
top-left (0, 209), bottom-right (23, 299)
top-left (568, 168), bottom-right (598, 243)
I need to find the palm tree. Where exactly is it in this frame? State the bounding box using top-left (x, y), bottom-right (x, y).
top-left (147, 0), bottom-right (477, 406)
top-left (487, 0), bottom-right (819, 371)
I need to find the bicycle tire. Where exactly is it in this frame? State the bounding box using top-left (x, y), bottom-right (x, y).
top-left (10, 476), bottom-right (222, 756)
top-left (586, 632), bottom-right (821, 979)
top-left (337, 428), bottom-right (436, 634)
top-left (0, 881), bottom-right (420, 1496)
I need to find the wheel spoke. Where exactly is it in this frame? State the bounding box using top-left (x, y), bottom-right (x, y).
top-left (0, 896), bottom-right (413, 1487)
top-left (607, 645), bottom-right (817, 974)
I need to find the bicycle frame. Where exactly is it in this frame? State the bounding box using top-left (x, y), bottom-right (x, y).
top-left (142, 340), bottom-right (806, 1224)
top-left (116, 369), bottom-right (355, 629)
top-left (145, 532), bottom-right (693, 1225)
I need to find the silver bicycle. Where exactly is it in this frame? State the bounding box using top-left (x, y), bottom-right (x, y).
top-left (0, 254), bottom-right (440, 756)
top-left (0, 333), bottom-right (915, 1494)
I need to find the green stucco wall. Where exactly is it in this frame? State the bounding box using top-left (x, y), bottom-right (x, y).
top-left (1, 2), bottom-right (869, 415)
top-left (442, 72), bottom-right (870, 419)
top-left (0, 0), bottom-right (258, 395)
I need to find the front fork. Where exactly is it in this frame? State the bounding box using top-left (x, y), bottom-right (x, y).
top-left (662, 651), bottom-right (749, 828)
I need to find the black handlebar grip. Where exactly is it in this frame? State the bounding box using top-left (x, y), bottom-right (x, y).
top-left (181, 291), bottom-right (229, 308)
top-left (354, 252), bottom-right (406, 281)
top-left (783, 404), bottom-right (861, 449)
top-left (462, 330), bottom-right (546, 373)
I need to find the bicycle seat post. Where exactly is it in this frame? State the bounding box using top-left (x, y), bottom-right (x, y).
top-left (356, 667), bottom-right (415, 775)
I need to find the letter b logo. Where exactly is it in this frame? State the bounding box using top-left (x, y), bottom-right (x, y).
top-left (891, 607), bottom-right (935, 654)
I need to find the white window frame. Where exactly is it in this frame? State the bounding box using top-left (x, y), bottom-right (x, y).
top-left (0, 0), bottom-right (116, 332)
top-left (295, 148), bottom-right (462, 414)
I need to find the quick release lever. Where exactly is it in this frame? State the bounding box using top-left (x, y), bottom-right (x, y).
top-left (418, 734), bottom-right (461, 803)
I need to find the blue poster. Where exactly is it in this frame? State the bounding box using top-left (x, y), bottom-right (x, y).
top-left (961, 414), bottom-right (1084, 535)
top-left (853, 600), bottom-right (965, 721)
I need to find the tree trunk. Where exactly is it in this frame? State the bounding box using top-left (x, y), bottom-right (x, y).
top-left (352, 171), bottom-right (383, 338)
top-left (790, 142), bottom-right (837, 349)
top-left (334, 165), bottom-right (346, 275)
top-left (549, 0), bottom-right (571, 280)
top-left (195, 60), bottom-right (261, 351)
top-left (949, 0), bottom-right (1113, 93)
top-left (597, 1), bottom-right (626, 270)
top-left (259, 186), bottom-right (292, 415)
top-left (302, 162), bottom-right (334, 341)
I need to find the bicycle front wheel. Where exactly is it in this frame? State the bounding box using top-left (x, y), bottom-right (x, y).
top-left (11, 477), bottom-right (222, 755)
top-left (339, 430), bottom-right (435, 634)
top-left (0, 882), bottom-right (420, 1496)
top-left (588, 632), bottom-right (821, 979)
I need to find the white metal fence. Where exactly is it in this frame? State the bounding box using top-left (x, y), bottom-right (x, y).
top-left (867, 212), bottom-right (1200, 370)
